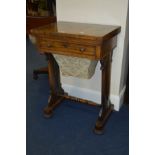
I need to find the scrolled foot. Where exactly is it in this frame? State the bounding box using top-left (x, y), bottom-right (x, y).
top-left (43, 106), bottom-right (53, 118)
top-left (93, 126), bottom-right (104, 135)
top-left (93, 104), bottom-right (114, 135)
top-left (93, 118), bottom-right (105, 135)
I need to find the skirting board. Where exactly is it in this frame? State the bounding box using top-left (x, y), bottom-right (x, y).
top-left (62, 84), bottom-right (126, 111)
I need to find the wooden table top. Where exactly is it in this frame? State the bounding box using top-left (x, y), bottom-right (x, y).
top-left (30, 21), bottom-right (121, 41)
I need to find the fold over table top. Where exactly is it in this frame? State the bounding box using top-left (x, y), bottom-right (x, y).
top-left (30, 21), bottom-right (121, 42)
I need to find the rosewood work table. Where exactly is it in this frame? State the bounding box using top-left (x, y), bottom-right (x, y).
top-left (30, 21), bottom-right (121, 134)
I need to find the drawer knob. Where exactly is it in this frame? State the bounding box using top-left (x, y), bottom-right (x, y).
top-left (63, 44), bottom-right (68, 48)
top-left (80, 48), bottom-right (85, 52)
top-left (47, 44), bottom-right (52, 48)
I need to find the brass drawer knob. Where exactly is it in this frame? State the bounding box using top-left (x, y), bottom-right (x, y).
top-left (47, 44), bottom-right (52, 48)
top-left (63, 44), bottom-right (68, 48)
top-left (80, 48), bottom-right (85, 52)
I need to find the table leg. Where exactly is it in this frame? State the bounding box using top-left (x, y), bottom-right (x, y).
top-left (43, 53), bottom-right (65, 118)
top-left (94, 52), bottom-right (114, 134)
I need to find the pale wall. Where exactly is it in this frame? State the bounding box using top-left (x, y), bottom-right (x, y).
top-left (56, 0), bottom-right (129, 110)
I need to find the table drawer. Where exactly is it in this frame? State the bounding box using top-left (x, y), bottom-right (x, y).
top-left (38, 39), bottom-right (96, 56)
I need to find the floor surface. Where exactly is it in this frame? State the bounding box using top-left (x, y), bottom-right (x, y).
top-left (26, 39), bottom-right (129, 155)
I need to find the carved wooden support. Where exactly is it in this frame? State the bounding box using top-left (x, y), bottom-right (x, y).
top-left (59, 94), bottom-right (100, 107)
top-left (94, 52), bottom-right (114, 134)
top-left (43, 53), bottom-right (65, 118)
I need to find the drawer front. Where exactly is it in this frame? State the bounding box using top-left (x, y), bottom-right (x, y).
top-left (38, 39), bottom-right (96, 56)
